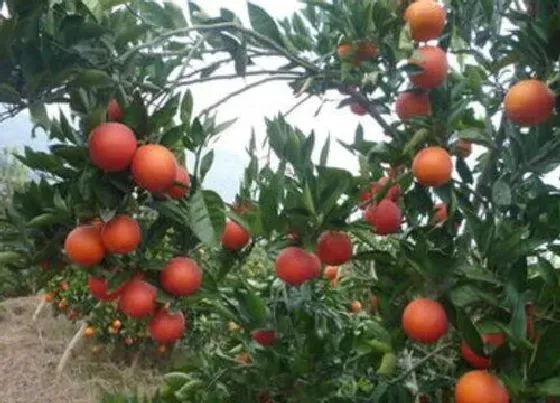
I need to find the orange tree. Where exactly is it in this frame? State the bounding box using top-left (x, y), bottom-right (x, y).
top-left (3, 0), bottom-right (560, 402)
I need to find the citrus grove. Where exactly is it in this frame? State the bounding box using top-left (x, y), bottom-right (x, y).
top-left (1, 0), bottom-right (560, 402)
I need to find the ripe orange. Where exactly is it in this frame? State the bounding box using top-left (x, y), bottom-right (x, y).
top-left (43, 293), bottom-right (53, 303)
top-left (58, 299), bottom-right (68, 311)
top-left (409, 46), bottom-right (448, 89)
top-left (156, 344), bottom-right (167, 354)
top-left (148, 309), bottom-right (186, 344)
top-left (89, 218), bottom-right (105, 231)
top-left (370, 295), bottom-right (379, 314)
top-left (337, 43), bottom-right (352, 59)
top-left (221, 220), bottom-right (250, 251)
top-left (412, 146), bottom-right (452, 187)
top-left (323, 265), bottom-right (338, 280)
top-left (107, 99), bottom-right (124, 121)
top-left (396, 91), bottom-right (431, 120)
top-left (118, 279), bottom-right (157, 318)
top-left (275, 247), bottom-right (321, 286)
top-left (404, 0), bottom-right (446, 42)
top-left (460, 333), bottom-right (506, 369)
top-left (455, 370), bottom-right (509, 403)
top-left (251, 329), bottom-right (277, 346)
top-left (64, 225), bottom-right (105, 267)
top-left (100, 214), bottom-right (141, 254)
top-left (364, 199), bottom-right (401, 235)
top-left (370, 176), bottom-right (400, 202)
top-left (350, 102), bottom-right (368, 116)
top-left (402, 298), bottom-right (447, 344)
top-left (160, 257), bottom-right (202, 297)
top-left (112, 320), bottom-right (122, 330)
top-left (350, 301), bottom-right (362, 313)
top-left (166, 165), bottom-right (191, 200)
top-left (88, 123), bottom-right (137, 172)
top-left (87, 275), bottom-right (124, 302)
top-left (454, 139), bottom-right (472, 158)
top-left (355, 41), bottom-right (379, 63)
top-left (90, 345), bottom-right (102, 355)
top-left (131, 144), bottom-right (177, 192)
top-left (504, 79), bottom-right (556, 126)
top-left (237, 352), bottom-right (250, 364)
top-left (433, 202), bottom-right (448, 224)
top-left (316, 231), bottom-right (353, 266)
top-left (83, 326), bottom-right (95, 337)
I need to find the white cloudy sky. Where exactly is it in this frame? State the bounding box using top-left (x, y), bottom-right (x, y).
top-left (0, 0), bottom-right (385, 202)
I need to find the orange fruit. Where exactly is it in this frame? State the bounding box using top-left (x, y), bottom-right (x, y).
top-left (166, 165), bottom-right (191, 200)
top-left (275, 247), bottom-right (321, 286)
top-left (100, 214), bottom-right (141, 254)
top-left (355, 41), bottom-right (379, 63)
top-left (118, 279), bottom-right (157, 318)
top-left (316, 231), bottom-right (353, 266)
top-left (350, 301), bottom-right (362, 313)
top-left (370, 176), bottom-right (401, 202)
top-left (112, 319), bottom-right (122, 330)
top-left (409, 46), bottom-right (448, 89)
top-left (131, 144), bottom-right (177, 192)
top-left (460, 333), bottom-right (506, 369)
top-left (84, 326), bottom-right (95, 337)
top-left (350, 102), bottom-right (368, 116)
top-left (251, 329), bottom-right (277, 346)
top-left (323, 265), bottom-right (338, 280)
top-left (337, 43), bottom-right (352, 59)
top-left (160, 257), bottom-right (202, 297)
top-left (221, 220), bottom-right (250, 251)
top-left (237, 352), bottom-right (250, 364)
top-left (87, 276), bottom-right (124, 302)
top-left (64, 225), bottom-right (105, 267)
top-left (405, 0), bottom-right (446, 42)
top-left (504, 79), bottom-right (556, 126)
top-left (88, 123), bottom-right (137, 172)
top-left (370, 295), bottom-right (379, 314)
top-left (455, 370), bottom-right (509, 403)
top-left (107, 99), bottom-right (124, 121)
top-left (412, 146), bottom-right (452, 187)
top-left (432, 202), bottom-right (448, 225)
top-left (156, 344), bottom-right (167, 354)
top-left (454, 139), bottom-right (472, 158)
top-left (58, 299), bottom-right (68, 311)
top-left (148, 309), bottom-right (186, 344)
top-left (364, 199), bottom-right (401, 235)
top-left (402, 298), bottom-right (447, 344)
top-left (396, 91), bottom-right (431, 120)
top-left (43, 293), bottom-right (53, 303)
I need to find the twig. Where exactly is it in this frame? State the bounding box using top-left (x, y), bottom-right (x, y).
top-left (343, 86), bottom-right (396, 136)
top-left (173, 70), bottom-right (302, 87)
top-left (56, 321), bottom-right (87, 376)
top-left (198, 76), bottom-right (297, 116)
top-left (390, 343), bottom-right (451, 384)
top-left (282, 94), bottom-right (313, 118)
top-left (32, 299), bottom-right (46, 322)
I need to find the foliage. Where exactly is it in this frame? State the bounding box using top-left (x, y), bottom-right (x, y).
top-left (2, 0), bottom-right (560, 402)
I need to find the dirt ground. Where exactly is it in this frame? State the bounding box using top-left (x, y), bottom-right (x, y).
top-left (0, 296), bottom-right (163, 403)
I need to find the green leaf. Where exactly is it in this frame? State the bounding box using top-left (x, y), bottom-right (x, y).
top-left (188, 190), bottom-right (226, 247)
top-left (29, 102), bottom-right (51, 130)
top-left (160, 125), bottom-right (185, 148)
top-left (71, 70), bottom-right (113, 88)
top-left (443, 298), bottom-right (483, 355)
top-left (319, 135), bottom-right (330, 166)
top-left (534, 377), bottom-right (560, 397)
top-left (492, 180), bottom-right (512, 206)
top-left (529, 324), bottom-right (560, 381)
top-left (248, 3), bottom-right (284, 46)
top-left (456, 128), bottom-right (494, 148)
top-left (235, 287), bottom-right (267, 325)
top-left (199, 151), bottom-right (214, 183)
top-left (180, 90), bottom-right (193, 124)
top-left (0, 84), bottom-right (20, 103)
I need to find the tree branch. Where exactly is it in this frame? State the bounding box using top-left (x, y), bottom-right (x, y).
top-left (173, 71), bottom-right (302, 88)
top-left (282, 94), bottom-right (313, 118)
top-left (198, 76), bottom-right (296, 116)
top-left (342, 86), bottom-right (396, 136)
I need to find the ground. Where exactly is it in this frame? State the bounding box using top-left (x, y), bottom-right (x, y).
top-left (0, 296), bottom-right (164, 403)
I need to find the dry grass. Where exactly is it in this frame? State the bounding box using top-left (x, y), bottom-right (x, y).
top-left (0, 296), bottom-right (164, 403)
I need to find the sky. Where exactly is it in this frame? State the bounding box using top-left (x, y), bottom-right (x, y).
top-left (0, 0), bottom-right (385, 202)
